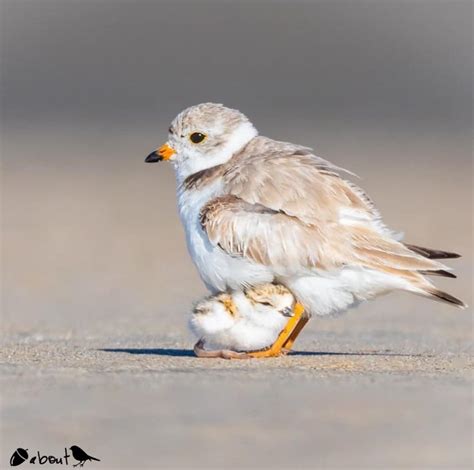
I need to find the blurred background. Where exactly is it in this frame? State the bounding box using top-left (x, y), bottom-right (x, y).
top-left (1, 2), bottom-right (472, 467)
top-left (2, 0), bottom-right (471, 336)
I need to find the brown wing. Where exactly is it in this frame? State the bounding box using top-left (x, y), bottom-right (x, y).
top-left (198, 136), bottom-right (458, 305)
top-left (200, 194), bottom-right (445, 275)
top-left (222, 137), bottom-right (376, 226)
top-left (200, 194), bottom-right (328, 268)
top-left (200, 137), bottom-right (448, 275)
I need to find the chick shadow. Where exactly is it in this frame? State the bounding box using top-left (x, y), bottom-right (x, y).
top-left (100, 348), bottom-right (425, 358)
top-left (100, 348), bottom-right (195, 357)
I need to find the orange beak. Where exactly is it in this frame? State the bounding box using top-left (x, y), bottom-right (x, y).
top-left (145, 143), bottom-right (176, 163)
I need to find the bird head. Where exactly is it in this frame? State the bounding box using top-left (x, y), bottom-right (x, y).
top-left (246, 284), bottom-right (296, 318)
top-left (145, 103), bottom-right (257, 181)
top-left (189, 296), bottom-right (237, 338)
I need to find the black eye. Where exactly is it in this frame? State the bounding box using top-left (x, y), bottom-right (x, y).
top-left (189, 132), bottom-right (207, 144)
top-left (260, 301), bottom-right (272, 306)
top-left (168, 126), bottom-right (174, 134)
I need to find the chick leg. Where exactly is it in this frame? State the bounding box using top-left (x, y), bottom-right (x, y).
top-left (193, 339), bottom-right (251, 359)
top-left (247, 302), bottom-right (306, 358)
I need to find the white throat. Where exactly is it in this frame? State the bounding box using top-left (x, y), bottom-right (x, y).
top-left (174, 121), bottom-right (258, 184)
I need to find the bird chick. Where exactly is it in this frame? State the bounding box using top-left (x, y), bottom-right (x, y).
top-left (189, 283), bottom-right (295, 358)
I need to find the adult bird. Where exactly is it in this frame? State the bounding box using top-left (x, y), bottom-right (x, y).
top-left (145, 103), bottom-right (465, 357)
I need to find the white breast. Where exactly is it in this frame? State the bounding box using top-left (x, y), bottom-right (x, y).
top-left (177, 182), bottom-right (273, 293)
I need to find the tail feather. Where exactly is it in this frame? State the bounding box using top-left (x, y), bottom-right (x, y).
top-left (420, 269), bottom-right (457, 279)
top-left (424, 287), bottom-right (467, 309)
top-left (405, 244), bottom-right (461, 260)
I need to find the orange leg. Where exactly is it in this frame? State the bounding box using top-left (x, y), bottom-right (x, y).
top-left (281, 309), bottom-right (310, 353)
top-left (247, 303), bottom-right (308, 358)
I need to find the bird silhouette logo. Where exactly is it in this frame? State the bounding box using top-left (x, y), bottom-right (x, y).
top-left (69, 446), bottom-right (100, 467)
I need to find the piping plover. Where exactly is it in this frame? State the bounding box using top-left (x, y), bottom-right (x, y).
top-left (190, 284), bottom-right (295, 358)
top-left (145, 103), bottom-right (465, 354)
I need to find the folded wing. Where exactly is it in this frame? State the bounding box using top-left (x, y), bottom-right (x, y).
top-left (200, 138), bottom-right (448, 277)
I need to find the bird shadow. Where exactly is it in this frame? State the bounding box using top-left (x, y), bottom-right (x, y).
top-left (100, 348), bottom-right (195, 357)
top-left (99, 348), bottom-right (427, 358)
top-left (288, 350), bottom-right (428, 357)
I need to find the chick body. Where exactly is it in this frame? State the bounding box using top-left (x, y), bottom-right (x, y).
top-left (189, 284), bottom-right (295, 352)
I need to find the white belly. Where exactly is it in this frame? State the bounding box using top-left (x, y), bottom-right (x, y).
top-left (206, 322), bottom-right (282, 351)
top-left (177, 183), bottom-right (273, 293)
top-left (177, 183), bottom-right (407, 315)
top-left (285, 265), bottom-right (412, 316)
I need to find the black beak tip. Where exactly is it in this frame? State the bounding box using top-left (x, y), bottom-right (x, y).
top-left (145, 151), bottom-right (162, 163)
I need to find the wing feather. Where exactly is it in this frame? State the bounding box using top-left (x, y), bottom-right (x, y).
top-left (200, 137), bottom-right (448, 276)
